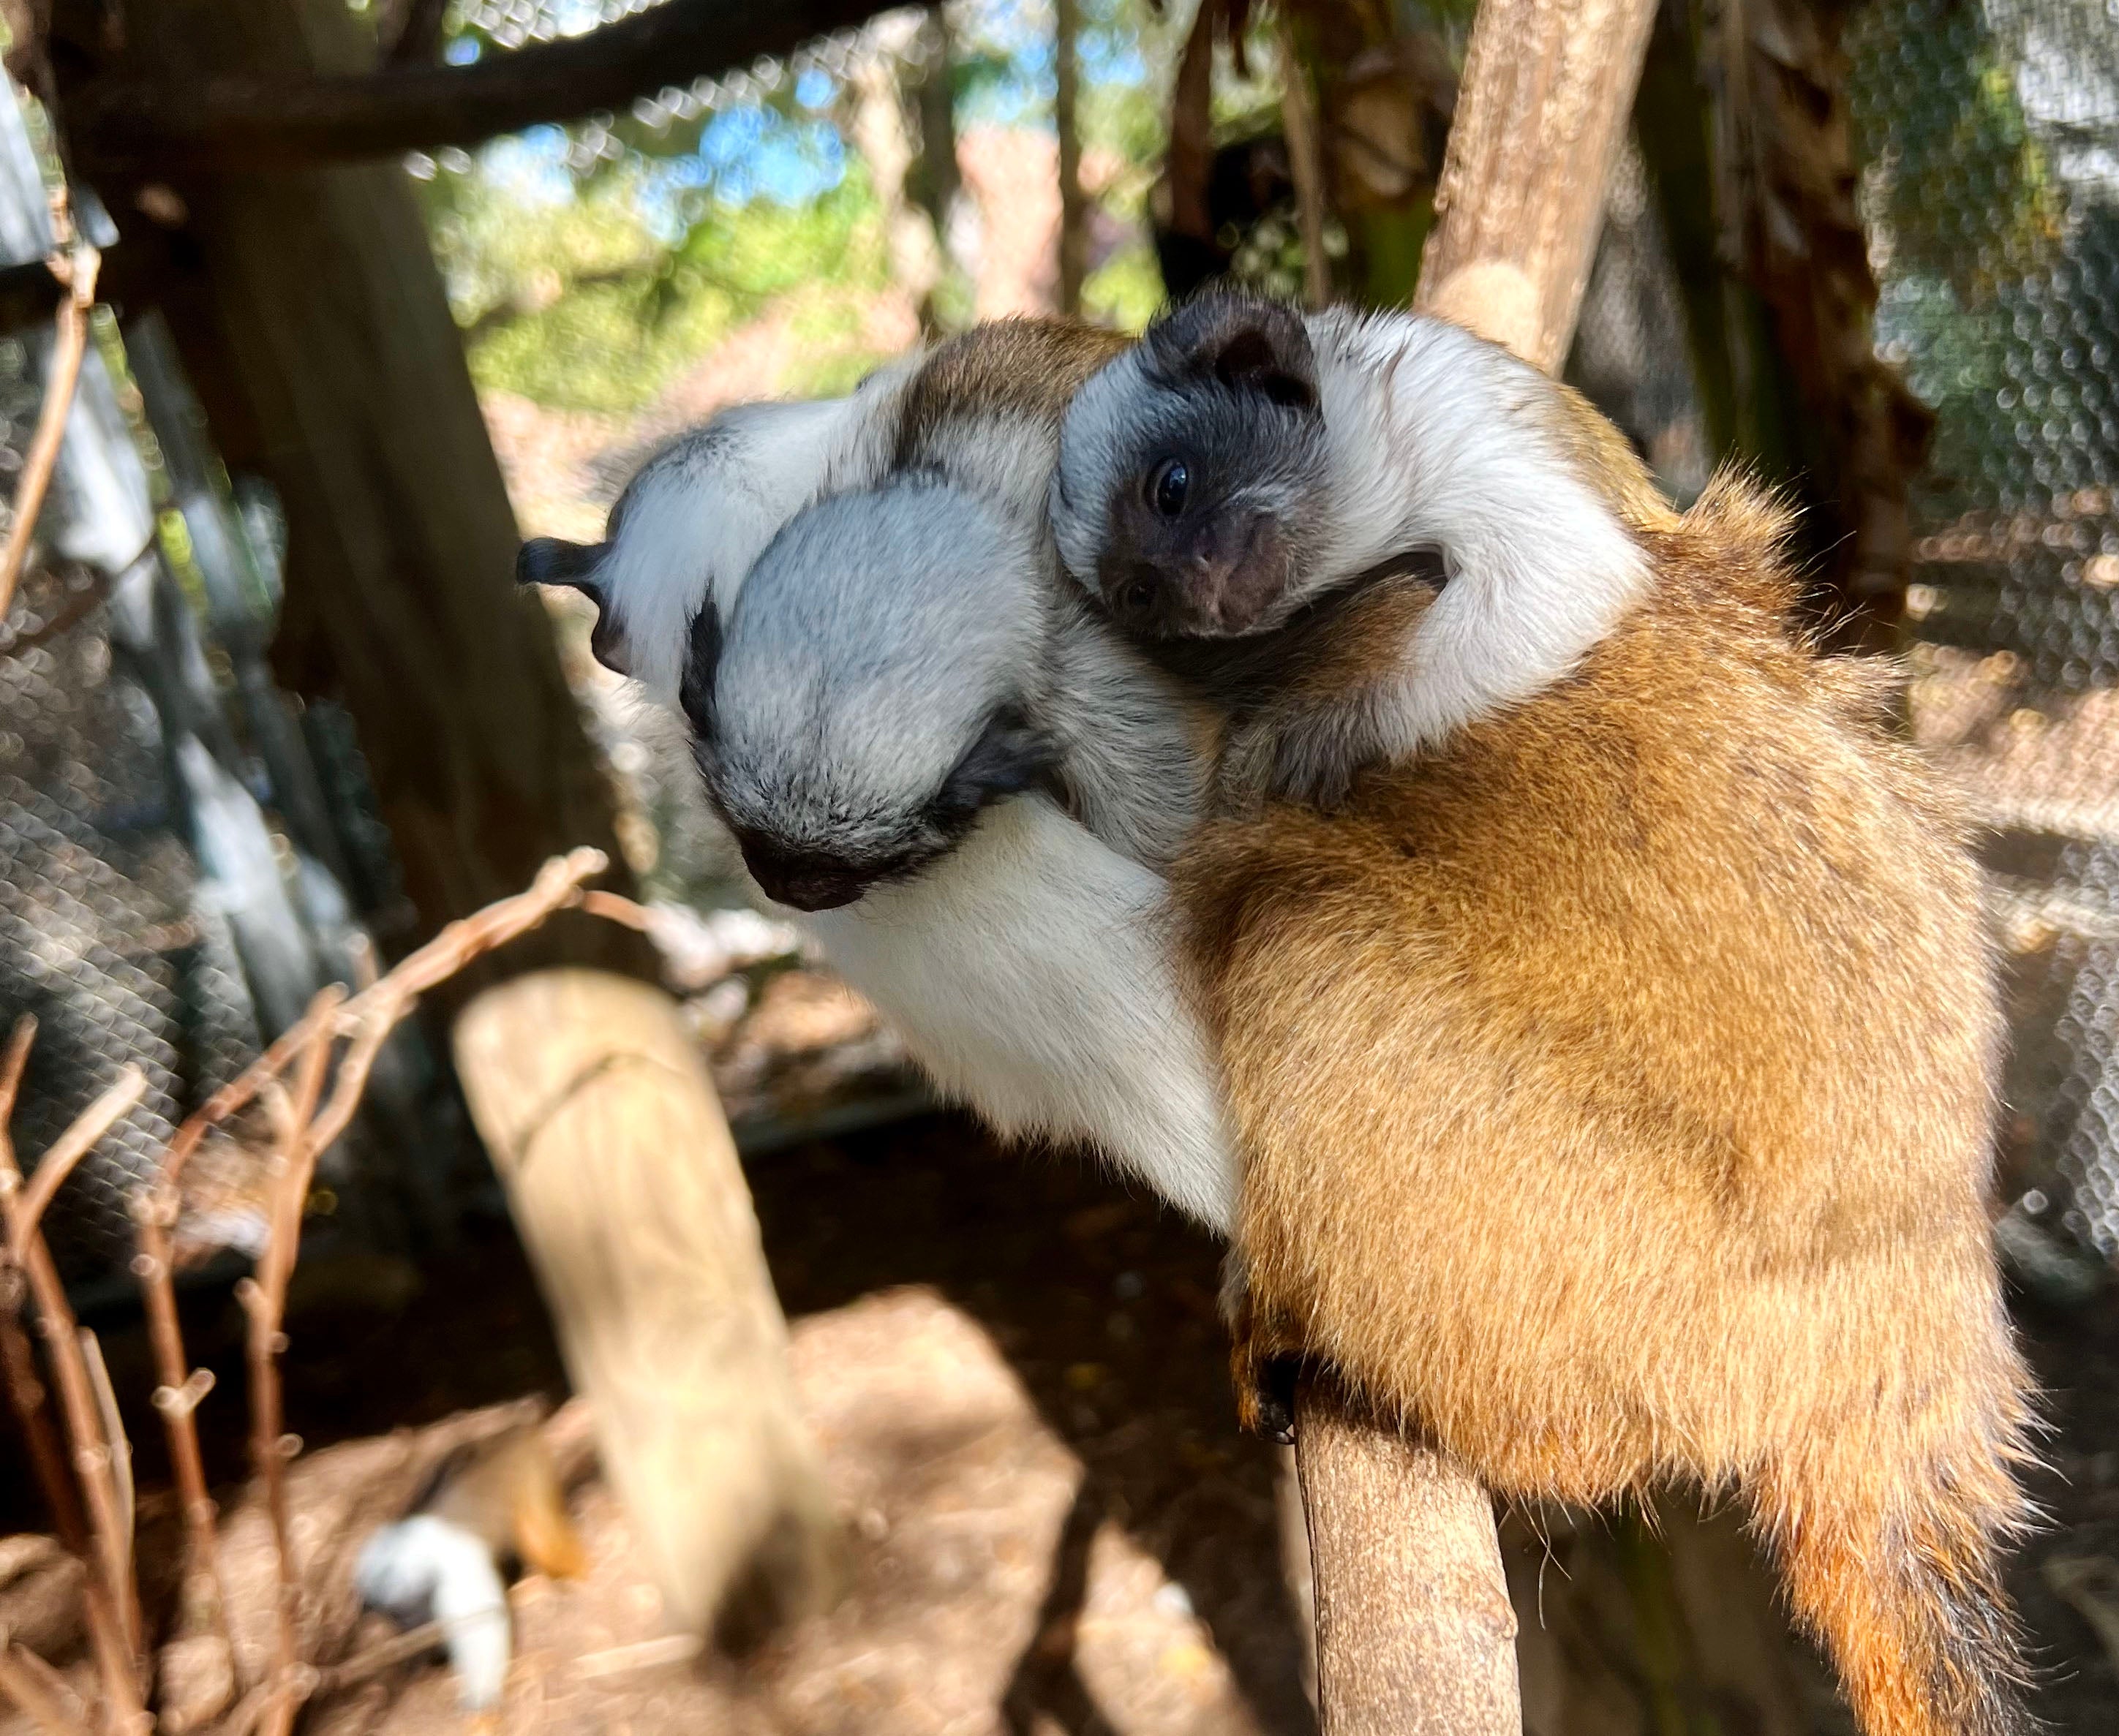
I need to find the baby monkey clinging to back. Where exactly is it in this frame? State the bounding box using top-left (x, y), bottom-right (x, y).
top-left (1054, 295), bottom-right (2036, 1736)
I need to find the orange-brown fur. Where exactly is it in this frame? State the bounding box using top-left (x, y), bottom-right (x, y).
top-left (1175, 475), bottom-right (2036, 1736)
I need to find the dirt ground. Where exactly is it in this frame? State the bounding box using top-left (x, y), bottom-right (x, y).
top-left (7, 1108), bottom-right (2119, 1735)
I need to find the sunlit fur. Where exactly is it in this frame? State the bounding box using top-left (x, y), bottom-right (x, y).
top-left (1055, 301), bottom-right (1659, 802)
top-left (584, 322), bottom-right (1239, 1231)
top-left (1170, 455), bottom-right (2036, 1735)
top-left (588, 364), bottom-right (918, 705)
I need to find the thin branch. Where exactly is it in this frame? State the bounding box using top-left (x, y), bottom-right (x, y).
top-left (1, 1014), bottom-right (34, 1117)
top-left (7, 1068), bottom-right (146, 1268)
top-left (0, 240), bottom-right (100, 627)
top-left (74, 0), bottom-right (887, 173)
top-left (0, 567), bottom-right (113, 663)
top-left (239, 1025), bottom-right (333, 1736)
top-left (577, 888), bottom-right (652, 930)
top-left (133, 1186), bottom-right (233, 1662)
top-left (164, 848), bottom-right (611, 1189)
top-left (0, 1642), bottom-right (90, 1736)
top-left (0, 852), bottom-right (626, 1736)
top-left (0, 1020), bottom-right (90, 1560)
top-left (312, 1620), bottom-right (444, 1693)
top-left (79, 1328), bottom-right (135, 1572)
top-left (0, 1031), bottom-right (148, 1729)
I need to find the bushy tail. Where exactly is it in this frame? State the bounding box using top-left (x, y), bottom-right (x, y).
top-left (1753, 1444), bottom-right (2037, 1736)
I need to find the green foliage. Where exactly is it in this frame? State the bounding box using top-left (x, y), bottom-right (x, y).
top-left (429, 157), bottom-right (891, 412)
top-left (1082, 239), bottom-right (1164, 331)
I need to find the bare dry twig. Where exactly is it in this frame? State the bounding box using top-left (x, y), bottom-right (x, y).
top-left (7, 1069), bottom-right (145, 1268)
top-left (0, 184), bottom-right (104, 624)
top-left (0, 848), bottom-right (632, 1736)
top-left (0, 1642), bottom-right (89, 1735)
top-left (0, 1021), bottom-right (150, 1732)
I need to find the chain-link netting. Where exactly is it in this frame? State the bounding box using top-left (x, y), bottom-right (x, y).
top-left (1848, 0), bottom-right (2119, 1266)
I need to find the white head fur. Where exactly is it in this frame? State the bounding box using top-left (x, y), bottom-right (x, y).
top-left (516, 358), bottom-right (917, 705)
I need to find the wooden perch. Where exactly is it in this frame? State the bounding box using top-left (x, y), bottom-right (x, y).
top-left (1295, 1381), bottom-right (1519, 1733)
top-left (1289, 0), bottom-right (1661, 1729)
top-left (1413, 0), bottom-right (1660, 372)
top-left (453, 970), bottom-right (843, 1646)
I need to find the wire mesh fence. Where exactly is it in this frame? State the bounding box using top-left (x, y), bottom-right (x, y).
top-left (1848, 0), bottom-right (2119, 1269)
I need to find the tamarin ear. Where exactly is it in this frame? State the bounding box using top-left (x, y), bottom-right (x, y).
top-left (516, 536), bottom-right (605, 589)
top-left (933, 706), bottom-right (1059, 823)
top-left (1145, 293), bottom-right (1319, 413)
top-left (518, 537), bottom-right (636, 678)
top-left (676, 603), bottom-right (723, 733)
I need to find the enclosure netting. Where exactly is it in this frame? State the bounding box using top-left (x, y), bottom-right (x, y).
top-left (1848, 0), bottom-right (2119, 1266)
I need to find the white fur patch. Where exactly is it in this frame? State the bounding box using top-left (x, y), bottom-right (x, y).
top-left (799, 796), bottom-right (1238, 1232)
top-left (1303, 309), bottom-right (1653, 762)
top-left (596, 359), bottom-right (919, 706)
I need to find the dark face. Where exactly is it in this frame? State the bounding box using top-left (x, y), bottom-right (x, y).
top-left (1095, 414), bottom-right (1317, 637)
top-left (704, 705), bottom-right (1058, 912)
top-left (1091, 293), bottom-right (1328, 639)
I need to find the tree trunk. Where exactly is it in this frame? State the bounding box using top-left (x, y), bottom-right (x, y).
top-left (1633, 0), bottom-right (1932, 652)
top-left (453, 970), bottom-right (842, 1645)
top-left (1053, 0), bottom-right (1087, 315)
top-left (93, 0), bottom-right (651, 989)
top-left (1415, 0), bottom-right (1661, 372)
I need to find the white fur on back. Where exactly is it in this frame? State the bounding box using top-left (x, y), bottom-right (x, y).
top-left (1309, 308), bottom-right (1652, 757)
top-left (599, 362), bottom-right (917, 706)
top-left (801, 796), bottom-right (1237, 1232)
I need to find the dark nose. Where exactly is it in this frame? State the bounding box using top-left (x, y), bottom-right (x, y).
top-left (734, 834), bottom-right (874, 912)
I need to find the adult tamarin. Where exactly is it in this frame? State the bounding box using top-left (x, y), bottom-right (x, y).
top-left (517, 323), bottom-right (1241, 1231)
top-left (1052, 293), bottom-right (2037, 1736)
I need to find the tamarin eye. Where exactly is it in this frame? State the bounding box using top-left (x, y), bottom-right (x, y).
top-left (1148, 458), bottom-right (1190, 518)
top-left (1123, 577), bottom-right (1157, 614)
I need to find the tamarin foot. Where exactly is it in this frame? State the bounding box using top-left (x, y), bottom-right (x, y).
top-left (1233, 1344), bottom-right (1302, 1445)
top-left (1221, 1250), bottom-right (1305, 1443)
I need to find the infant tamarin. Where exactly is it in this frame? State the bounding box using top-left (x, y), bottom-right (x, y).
top-left (1055, 295), bottom-right (2036, 1736)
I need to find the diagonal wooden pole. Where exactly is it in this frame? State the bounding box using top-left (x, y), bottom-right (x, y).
top-left (1291, 0), bottom-right (1657, 1727)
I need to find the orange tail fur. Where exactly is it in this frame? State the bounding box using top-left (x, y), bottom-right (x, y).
top-left (1755, 1443), bottom-right (2036, 1736)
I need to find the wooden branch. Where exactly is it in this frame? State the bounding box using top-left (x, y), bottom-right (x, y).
top-left (0, 1022), bottom-right (89, 1560)
top-left (0, 1024), bottom-right (149, 1732)
top-left (237, 1024), bottom-right (333, 1736)
top-left (0, 240), bottom-right (99, 627)
top-left (1279, 4), bottom-right (1668, 1728)
top-left (135, 1184), bottom-right (233, 1667)
top-left (1276, 20), bottom-right (1330, 311)
top-left (78, 1329), bottom-right (135, 1581)
top-left (453, 970), bottom-right (843, 1643)
top-left (7, 1068), bottom-right (144, 1268)
top-left (0, 1642), bottom-right (90, 1736)
top-left (1413, 0), bottom-right (1659, 371)
top-left (1295, 1379), bottom-right (1520, 1732)
top-left (74, 0), bottom-right (886, 173)
top-left (0, 567), bottom-right (114, 662)
top-left (0, 853), bottom-right (655, 1735)
top-left (1053, 0), bottom-right (1086, 316)
top-left (161, 848), bottom-right (611, 1190)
